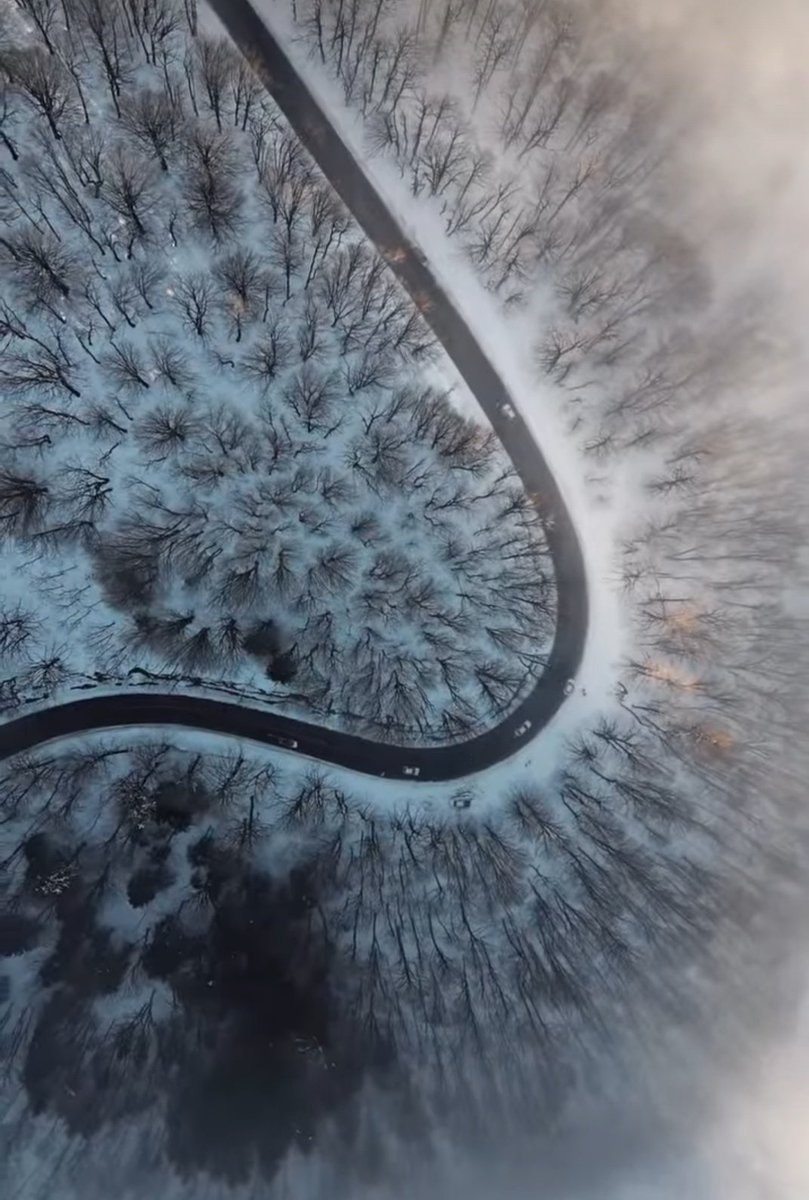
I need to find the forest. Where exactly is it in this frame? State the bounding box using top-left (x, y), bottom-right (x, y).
top-left (0, 0), bottom-right (556, 744)
top-left (1, 1), bottom-right (808, 1199)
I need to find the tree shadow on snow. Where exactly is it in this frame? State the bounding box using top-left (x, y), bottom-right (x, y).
top-left (17, 828), bottom-right (403, 1188)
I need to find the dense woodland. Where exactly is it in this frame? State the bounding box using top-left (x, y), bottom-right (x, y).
top-left (0, 0), bottom-right (555, 742)
top-left (1, 1), bottom-right (808, 1198)
top-left (0, 730), bottom-right (740, 1192)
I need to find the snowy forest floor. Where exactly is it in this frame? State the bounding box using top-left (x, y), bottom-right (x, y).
top-left (0, 0), bottom-right (557, 747)
top-left (2, 2), bottom-right (809, 1199)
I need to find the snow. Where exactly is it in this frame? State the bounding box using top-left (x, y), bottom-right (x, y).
top-left (1, 3), bottom-right (808, 1199)
top-left (0, 8), bottom-right (557, 748)
top-left (245, 6), bottom-right (807, 865)
top-left (242, 0), bottom-right (632, 735)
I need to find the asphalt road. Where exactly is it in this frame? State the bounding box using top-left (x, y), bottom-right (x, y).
top-left (0, 1), bottom-right (588, 784)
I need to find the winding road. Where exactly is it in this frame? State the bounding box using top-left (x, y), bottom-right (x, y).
top-left (0, 0), bottom-right (588, 784)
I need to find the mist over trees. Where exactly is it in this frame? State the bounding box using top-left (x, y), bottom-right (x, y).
top-left (3, 659), bottom-right (805, 1198)
top-left (0, 726), bottom-right (766, 1196)
top-left (1, 1), bottom-right (808, 1199)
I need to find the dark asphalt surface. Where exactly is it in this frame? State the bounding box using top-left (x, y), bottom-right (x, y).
top-left (0, 0), bottom-right (588, 784)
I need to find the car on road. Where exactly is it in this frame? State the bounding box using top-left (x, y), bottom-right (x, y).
top-left (563, 679), bottom-right (576, 696)
top-left (402, 765), bottom-right (420, 777)
top-left (514, 720), bottom-right (532, 738)
top-left (501, 403), bottom-right (517, 419)
top-left (275, 736), bottom-right (298, 750)
top-left (384, 245), bottom-right (427, 266)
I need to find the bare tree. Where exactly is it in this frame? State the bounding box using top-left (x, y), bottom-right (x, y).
top-left (136, 402), bottom-right (199, 460)
top-left (76, 0), bottom-right (133, 117)
top-left (59, 124), bottom-right (106, 197)
top-left (254, 127), bottom-right (308, 224)
top-left (120, 87), bottom-right (184, 170)
top-left (0, 47), bottom-right (77, 139)
top-left (343, 346), bottom-right (394, 395)
top-left (129, 259), bottom-right (165, 310)
top-left (0, 78), bottom-right (20, 159)
top-left (108, 273), bottom-right (144, 325)
top-left (174, 625), bottom-right (217, 671)
top-left (284, 363), bottom-right (340, 433)
top-left (170, 272), bottom-right (213, 337)
top-left (372, 27), bottom-right (420, 113)
top-left (20, 127), bottom-right (109, 257)
top-left (103, 337), bottom-right (152, 392)
top-left (270, 223), bottom-right (303, 304)
top-left (216, 559), bottom-right (263, 610)
top-left (308, 542), bottom-right (358, 596)
top-left (319, 241), bottom-right (367, 327)
top-left (470, 6), bottom-right (516, 99)
top-left (0, 468), bottom-right (49, 534)
top-left (187, 159), bottom-right (242, 241)
top-left (296, 293), bottom-right (327, 361)
top-left (14, 0), bottom-right (61, 54)
top-left (193, 36), bottom-right (239, 131)
top-left (148, 338), bottom-right (196, 393)
top-left (214, 248), bottom-right (266, 339)
top-left (184, 130), bottom-right (244, 242)
top-left (192, 402), bottom-right (258, 472)
top-left (303, 183), bottom-right (348, 288)
top-left (229, 55), bottom-right (263, 131)
top-left (0, 602), bottom-right (38, 657)
top-left (123, 0), bottom-right (182, 66)
top-left (0, 325), bottom-right (82, 399)
top-left (102, 146), bottom-right (159, 240)
top-left (0, 227), bottom-right (75, 309)
top-left (182, 0), bottom-right (198, 35)
top-left (55, 463), bottom-right (114, 523)
top-left (214, 614), bottom-right (242, 663)
top-left (241, 323), bottom-right (294, 387)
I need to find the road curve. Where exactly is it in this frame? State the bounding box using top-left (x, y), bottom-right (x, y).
top-left (0, 1), bottom-right (588, 784)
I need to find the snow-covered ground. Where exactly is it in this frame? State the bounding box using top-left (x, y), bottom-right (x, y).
top-left (243, 0), bottom-right (630, 722)
top-left (0, 2), bottom-right (557, 745)
top-left (2, 1), bottom-right (809, 1199)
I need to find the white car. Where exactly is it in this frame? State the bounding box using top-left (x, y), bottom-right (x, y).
top-left (501, 403), bottom-right (517, 419)
top-left (514, 720), bottom-right (532, 738)
top-left (563, 679), bottom-right (576, 696)
top-left (402, 765), bottom-right (420, 777)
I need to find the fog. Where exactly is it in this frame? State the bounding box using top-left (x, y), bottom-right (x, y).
top-left (1, 1), bottom-right (807, 1197)
top-left (389, 2), bottom-right (809, 1197)
top-left (621, 0), bottom-right (809, 329)
top-left (469, 2), bottom-right (809, 1197)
